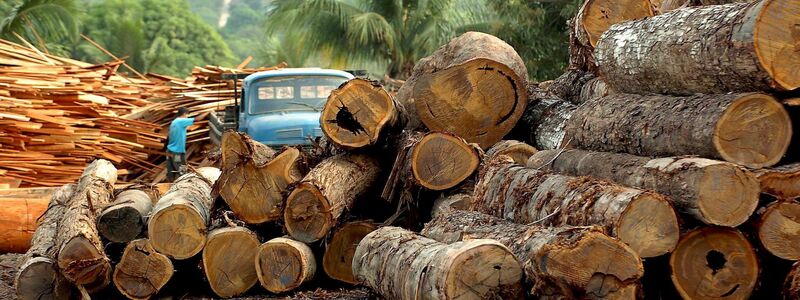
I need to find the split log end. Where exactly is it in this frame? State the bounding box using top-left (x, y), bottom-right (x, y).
top-left (713, 93), bottom-right (791, 168)
top-left (616, 192), bottom-right (680, 258)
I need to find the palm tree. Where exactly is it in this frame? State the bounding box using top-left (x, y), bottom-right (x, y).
top-left (264, 0), bottom-right (497, 78)
top-left (0, 0), bottom-right (79, 48)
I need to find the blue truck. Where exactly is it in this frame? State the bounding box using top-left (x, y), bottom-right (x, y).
top-left (209, 68), bottom-right (357, 147)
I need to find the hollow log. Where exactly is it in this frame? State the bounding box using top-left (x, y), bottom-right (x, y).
top-left (148, 167), bottom-right (221, 259)
top-left (595, 0), bottom-right (800, 95)
top-left (527, 149), bottom-right (760, 226)
top-left (202, 226), bottom-right (260, 298)
top-left (97, 189), bottom-right (153, 243)
top-left (757, 200), bottom-right (800, 260)
top-left (15, 184), bottom-right (75, 300)
top-left (217, 132), bottom-right (305, 224)
top-left (753, 163), bottom-right (800, 200)
top-left (422, 210), bottom-right (643, 299)
top-left (321, 78), bottom-right (407, 150)
top-left (284, 153), bottom-right (381, 243)
top-left (255, 237), bottom-right (316, 293)
top-left (352, 226), bottom-right (524, 300)
top-left (323, 221), bottom-right (377, 284)
top-left (56, 159), bottom-right (117, 287)
top-left (472, 157), bottom-right (679, 258)
top-left (670, 227), bottom-right (759, 300)
top-left (411, 132), bottom-right (481, 190)
top-left (112, 239), bottom-right (173, 300)
top-left (396, 31), bottom-right (528, 149)
top-left (484, 140), bottom-right (537, 164)
top-left (430, 193), bottom-right (472, 217)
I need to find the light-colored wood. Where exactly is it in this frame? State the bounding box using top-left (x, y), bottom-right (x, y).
top-left (113, 239), bottom-right (173, 300)
top-left (576, 0), bottom-right (653, 47)
top-left (255, 237), bottom-right (316, 293)
top-left (203, 227), bottom-right (260, 298)
top-left (322, 221), bottom-right (377, 284)
top-left (757, 201), bottom-right (800, 260)
top-left (0, 197), bottom-right (49, 253)
top-left (785, 262), bottom-right (800, 298)
top-left (484, 140), bottom-right (537, 164)
top-left (670, 227), bottom-right (759, 300)
top-left (97, 189), bottom-right (153, 243)
top-left (148, 167), bottom-right (220, 259)
top-left (753, 163), bottom-right (800, 200)
top-left (430, 193), bottom-right (472, 217)
top-left (411, 132), bottom-right (481, 190)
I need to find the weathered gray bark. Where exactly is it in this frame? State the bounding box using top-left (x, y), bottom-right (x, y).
top-left (515, 90), bottom-right (576, 151)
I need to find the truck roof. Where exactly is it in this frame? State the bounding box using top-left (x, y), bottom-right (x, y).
top-left (243, 68), bottom-right (355, 86)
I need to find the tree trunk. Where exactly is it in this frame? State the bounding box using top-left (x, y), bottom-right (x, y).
top-left (56, 159), bottom-right (117, 287)
top-left (255, 237), bottom-right (316, 293)
top-left (15, 184), bottom-right (75, 300)
top-left (396, 31), bottom-right (528, 149)
top-left (757, 200), bottom-right (800, 260)
top-left (97, 189), bottom-right (153, 243)
top-left (670, 227), bottom-right (759, 300)
top-left (322, 221), bottom-right (378, 284)
top-left (654, 0), bottom-right (752, 14)
top-left (352, 226), bottom-right (524, 300)
top-left (785, 262), bottom-right (800, 298)
top-left (284, 153), bottom-right (381, 243)
top-left (217, 132), bottom-right (306, 224)
top-left (527, 149), bottom-right (760, 227)
top-left (148, 167), bottom-right (221, 260)
top-left (595, 0), bottom-right (800, 94)
top-left (574, 0), bottom-right (653, 49)
top-left (202, 226), bottom-right (260, 298)
top-left (484, 140), bottom-right (537, 165)
top-left (430, 193), bottom-right (472, 217)
top-left (422, 210), bottom-right (643, 299)
top-left (577, 77), bottom-right (613, 103)
top-left (563, 92), bottom-right (792, 168)
top-left (472, 157), bottom-right (679, 258)
top-left (753, 163), bottom-right (800, 200)
top-left (514, 91), bottom-right (576, 151)
top-left (0, 198), bottom-right (48, 253)
top-left (321, 78), bottom-right (407, 150)
top-left (411, 132), bottom-right (481, 190)
top-left (112, 239), bottom-right (173, 300)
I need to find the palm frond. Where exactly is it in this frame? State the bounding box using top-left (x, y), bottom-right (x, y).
top-left (1, 0), bottom-right (79, 42)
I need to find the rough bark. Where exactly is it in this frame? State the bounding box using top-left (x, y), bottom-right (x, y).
top-left (255, 237), bottom-right (316, 293)
top-left (148, 167), bottom-right (221, 259)
top-left (396, 31), bottom-right (528, 149)
top-left (514, 89), bottom-right (576, 151)
top-left (670, 227), bottom-right (759, 300)
top-left (284, 153), bottom-right (381, 243)
top-left (753, 163), bottom-right (800, 200)
top-left (595, 0), bottom-right (800, 94)
top-left (411, 132), bottom-right (482, 190)
top-left (112, 239), bottom-right (173, 300)
top-left (322, 221), bottom-right (378, 284)
top-left (97, 189), bottom-right (153, 243)
top-left (321, 78), bottom-right (407, 150)
top-left (577, 77), bottom-right (613, 103)
top-left (217, 132), bottom-right (305, 224)
top-left (785, 262), bottom-right (800, 298)
top-left (352, 226), bottom-right (524, 300)
top-left (654, 0), bottom-right (752, 14)
top-left (484, 140), bottom-right (537, 165)
top-left (575, 0), bottom-right (653, 48)
top-left (756, 200), bottom-right (800, 260)
top-left (563, 92), bottom-right (792, 168)
top-left (15, 184), bottom-right (75, 300)
top-left (422, 210), bottom-right (643, 299)
top-left (202, 226), bottom-right (260, 298)
top-left (472, 157), bottom-right (679, 258)
top-left (56, 159), bottom-right (117, 287)
top-left (527, 149), bottom-right (760, 226)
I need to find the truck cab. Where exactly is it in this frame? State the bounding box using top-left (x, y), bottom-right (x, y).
top-left (209, 68), bottom-right (355, 147)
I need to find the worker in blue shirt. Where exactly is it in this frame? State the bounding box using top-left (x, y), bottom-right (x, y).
top-left (166, 107), bottom-right (202, 181)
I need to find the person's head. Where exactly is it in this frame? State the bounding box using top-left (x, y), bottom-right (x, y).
top-left (177, 107), bottom-right (189, 117)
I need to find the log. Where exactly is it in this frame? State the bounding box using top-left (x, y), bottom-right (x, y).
top-left (670, 227), bottom-right (759, 300)
top-left (56, 159), bottom-right (117, 286)
top-left (430, 193), bottom-right (472, 217)
top-left (396, 31), bottom-right (528, 149)
top-left (655, 0), bottom-right (752, 15)
top-left (112, 239), bottom-right (173, 300)
top-left (422, 210), bottom-right (643, 299)
top-left (322, 221), bottom-right (377, 284)
top-left (0, 198), bottom-right (48, 253)
top-left (786, 262), bottom-right (800, 298)
top-left (472, 157), bottom-right (680, 258)
top-left (202, 226), bottom-right (260, 298)
top-left (562, 93), bottom-right (791, 168)
top-left (753, 163), bottom-right (800, 200)
top-left (352, 226), bottom-right (524, 300)
top-left (15, 184), bottom-right (75, 300)
top-left (595, 0), bottom-right (800, 95)
top-left (284, 153), bottom-right (381, 243)
top-left (484, 140), bottom-right (537, 165)
top-left (527, 149), bottom-right (760, 226)
top-left (411, 132), bottom-right (481, 190)
top-left (515, 92), bottom-right (576, 151)
top-left (97, 189), bottom-right (153, 243)
top-left (757, 200), bottom-right (800, 260)
top-left (148, 167), bottom-right (221, 259)
top-left (320, 78), bottom-right (406, 150)
top-left (255, 237), bottom-right (316, 293)
top-left (577, 77), bottom-right (612, 103)
top-left (217, 132), bottom-right (306, 224)
top-left (574, 0), bottom-right (653, 49)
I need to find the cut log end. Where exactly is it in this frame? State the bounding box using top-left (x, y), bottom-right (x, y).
top-left (754, 0), bottom-right (800, 90)
top-left (284, 184), bottom-right (332, 243)
top-left (113, 239), bottom-right (173, 300)
top-left (321, 78), bottom-right (397, 149)
top-left (759, 201), bottom-right (800, 260)
top-left (696, 164), bottom-right (760, 226)
top-left (444, 241), bottom-right (523, 299)
top-left (578, 0), bottom-right (653, 47)
top-left (670, 227), bottom-right (759, 300)
top-left (413, 58), bottom-right (527, 149)
top-left (485, 140), bottom-right (538, 164)
top-left (323, 222), bottom-right (377, 284)
top-left (754, 163), bottom-right (800, 200)
top-left (203, 227), bottom-right (260, 298)
top-left (57, 236), bottom-right (110, 285)
top-left (713, 93), bottom-right (792, 168)
top-left (148, 205), bottom-right (207, 259)
top-left (431, 193), bottom-right (473, 217)
top-left (412, 132), bottom-right (480, 190)
top-left (97, 206), bottom-right (144, 243)
top-left (255, 237), bottom-right (316, 293)
top-left (15, 258), bottom-right (69, 300)
top-left (616, 193), bottom-right (679, 258)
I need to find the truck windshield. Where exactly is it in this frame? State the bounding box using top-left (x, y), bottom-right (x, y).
top-left (248, 75), bottom-right (349, 115)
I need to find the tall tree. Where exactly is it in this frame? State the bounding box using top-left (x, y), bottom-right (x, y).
top-left (0, 0), bottom-right (79, 49)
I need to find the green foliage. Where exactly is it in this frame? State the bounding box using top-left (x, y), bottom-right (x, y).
top-left (0, 0), bottom-right (79, 53)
